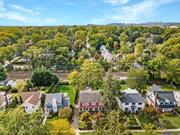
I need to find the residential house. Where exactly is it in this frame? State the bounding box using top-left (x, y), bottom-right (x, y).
top-left (117, 88), bottom-right (145, 113)
top-left (146, 84), bottom-right (177, 112)
top-left (100, 45), bottom-right (114, 62)
top-left (20, 91), bottom-right (42, 114)
top-left (78, 87), bottom-right (103, 112)
top-left (0, 91), bottom-right (12, 110)
top-left (44, 93), bottom-right (69, 113)
top-left (174, 92), bottom-right (180, 107)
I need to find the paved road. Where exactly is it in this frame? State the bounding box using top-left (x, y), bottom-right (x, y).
top-left (71, 105), bottom-right (79, 135)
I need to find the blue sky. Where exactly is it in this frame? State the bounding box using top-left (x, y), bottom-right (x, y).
top-left (0, 0), bottom-right (180, 26)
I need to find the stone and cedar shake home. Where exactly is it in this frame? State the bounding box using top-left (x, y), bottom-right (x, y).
top-left (0, 91), bottom-right (12, 110)
top-left (146, 84), bottom-right (177, 112)
top-left (20, 91), bottom-right (41, 114)
top-left (117, 88), bottom-right (145, 113)
top-left (44, 93), bottom-right (69, 113)
top-left (78, 87), bottom-right (104, 112)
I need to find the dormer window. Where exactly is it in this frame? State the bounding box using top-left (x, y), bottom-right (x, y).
top-left (125, 103), bottom-right (129, 105)
top-left (92, 102), bottom-right (96, 105)
top-left (83, 103), bottom-right (89, 106)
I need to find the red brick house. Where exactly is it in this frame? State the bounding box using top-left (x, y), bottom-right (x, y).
top-left (78, 88), bottom-right (103, 112)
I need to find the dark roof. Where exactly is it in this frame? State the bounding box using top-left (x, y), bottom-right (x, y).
top-left (20, 91), bottom-right (41, 105)
top-left (79, 91), bottom-right (103, 103)
top-left (121, 93), bottom-right (144, 103)
top-left (154, 91), bottom-right (176, 103)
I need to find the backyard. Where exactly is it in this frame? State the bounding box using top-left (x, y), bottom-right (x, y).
top-left (58, 85), bottom-right (76, 106)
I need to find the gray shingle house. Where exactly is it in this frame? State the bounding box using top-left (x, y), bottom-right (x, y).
top-left (117, 88), bottom-right (145, 113)
top-left (147, 84), bottom-right (177, 112)
top-left (44, 93), bottom-right (69, 113)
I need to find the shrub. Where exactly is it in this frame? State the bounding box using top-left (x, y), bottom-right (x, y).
top-left (58, 107), bottom-right (72, 120)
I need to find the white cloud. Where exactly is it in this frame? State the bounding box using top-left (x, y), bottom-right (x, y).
top-left (103, 0), bottom-right (129, 5)
top-left (94, 0), bottom-right (178, 23)
top-left (3, 11), bottom-right (29, 22)
top-left (0, 1), bottom-right (58, 25)
top-left (9, 4), bottom-right (40, 15)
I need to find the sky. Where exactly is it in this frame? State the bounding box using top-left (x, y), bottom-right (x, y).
top-left (0, 0), bottom-right (180, 26)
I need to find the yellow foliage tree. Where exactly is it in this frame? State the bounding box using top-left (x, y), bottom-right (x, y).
top-left (49, 119), bottom-right (75, 135)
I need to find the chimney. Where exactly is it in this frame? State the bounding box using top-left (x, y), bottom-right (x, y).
top-left (154, 92), bottom-right (158, 108)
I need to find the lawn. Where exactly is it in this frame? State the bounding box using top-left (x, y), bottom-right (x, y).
top-left (127, 115), bottom-right (141, 129)
top-left (58, 85), bottom-right (76, 106)
top-left (159, 114), bottom-right (180, 129)
top-left (80, 132), bottom-right (95, 135)
top-left (161, 84), bottom-right (180, 91)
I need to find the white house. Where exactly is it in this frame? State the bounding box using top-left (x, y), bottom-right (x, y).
top-left (0, 91), bottom-right (12, 110)
top-left (174, 92), bottom-right (180, 107)
top-left (117, 88), bottom-right (145, 113)
top-left (20, 91), bottom-right (41, 114)
top-left (100, 45), bottom-right (114, 62)
top-left (146, 84), bottom-right (177, 112)
top-left (44, 93), bottom-right (70, 113)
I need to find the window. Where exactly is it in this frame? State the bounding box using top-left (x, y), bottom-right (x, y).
top-left (132, 103), bottom-right (135, 105)
top-left (139, 103), bottom-right (142, 105)
top-left (125, 103), bottom-right (129, 105)
top-left (83, 103), bottom-right (89, 106)
top-left (26, 106), bottom-right (28, 109)
top-left (92, 102), bottom-right (96, 105)
top-left (138, 107), bottom-right (141, 111)
top-left (125, 108), bottom-right (128, 111)
top-left (32, 106), bottom-right (34, 109)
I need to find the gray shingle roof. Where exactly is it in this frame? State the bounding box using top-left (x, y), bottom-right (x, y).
top-left (154, 91), bottom-right (176, 103)
top-left (79, 91), bottom-right (103, 103)
top-left (121, 93), bottom-right (144, 103)
top-left (44, 93), bottom-right (64, 107)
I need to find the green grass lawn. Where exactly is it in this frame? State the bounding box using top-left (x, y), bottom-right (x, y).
top-left (120, 84), bottom-right (128, 90)
top-left (58, 85), bottom-right (76, 106)
top-left (159, 114), bottom-right (180, 129)
top-left (80, 132), bottom-right (95, 135)
top-left (161, 84), bottom-right (180, 91)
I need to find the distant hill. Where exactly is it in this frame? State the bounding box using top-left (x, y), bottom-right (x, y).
top-left (108, 22), bottom-right (180, 27)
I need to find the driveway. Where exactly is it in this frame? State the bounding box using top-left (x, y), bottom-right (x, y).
top-left (71, 105), bottom-right (79, 135)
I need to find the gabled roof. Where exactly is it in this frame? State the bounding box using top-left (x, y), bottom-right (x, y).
top-left (149, 84), bottom-right (162, 91)
top-left (154, 91), bottom-right (176, 103)
top-left (79, 91), bottom-right (103, 104)
top-left (44, 93), bottom-right (64, 107)
top-left (121, 89), bottom-right (144, 103)
top-left (20, 91), bottom-right (41, 105)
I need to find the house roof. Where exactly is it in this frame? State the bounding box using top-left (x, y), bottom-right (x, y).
top-left (149, 84), bottom-right (162, 91)
top-left (121, 89), bottom-right (144, 103)
top-left (79, 91), bottom-right (103, 103)
top-left (154, 91), bottom-right (176, 103)
top-left (0, 95), bottom-right (5, 107)
top-left (20, 91), bottom-right (41, 105)
top-left (44, 93), bottom-right (64, 107)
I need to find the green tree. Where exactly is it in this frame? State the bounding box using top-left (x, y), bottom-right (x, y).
top-left (0, 107), bottom-right (49, 135)
top-left (95, 110), bottom-right (129, 135)
top-left (31, 68), bottom-right (59, 87)
top-left (134, 43), bottom-right (143, 56)
top-left (163, 59), bottom-right (180, 85)
top-left (0, 65), bottom-right (7, 81)
top-left (143, 124), bottom-right (159, 135)
top-left (127, 68), bottom-right (149, 91)
top-left (80, 60), bottom-right (105, 90)
top-left (102, 71), bottom-right (120, 113)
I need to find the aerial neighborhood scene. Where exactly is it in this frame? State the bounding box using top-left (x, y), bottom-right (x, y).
top-left (0, 0), bottom-right (180, 135)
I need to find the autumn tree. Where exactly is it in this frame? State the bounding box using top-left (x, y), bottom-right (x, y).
top-left (49, 119), bottom-right (75, 135)
top-left (127, 68), bottom-right (149, 91)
